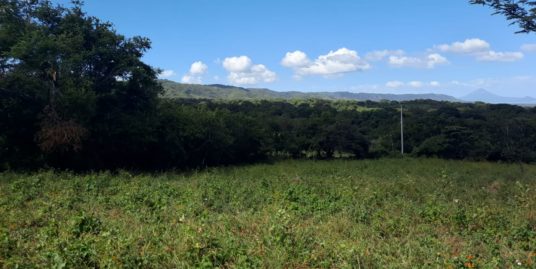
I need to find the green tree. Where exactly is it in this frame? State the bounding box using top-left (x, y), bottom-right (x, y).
top-left (0, 0), bottom-right (161, 169)
top-left (471, 0), bottom-right (536, 33)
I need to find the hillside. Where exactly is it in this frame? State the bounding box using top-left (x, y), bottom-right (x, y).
top-left (160, 80), bottom-right (459, 102)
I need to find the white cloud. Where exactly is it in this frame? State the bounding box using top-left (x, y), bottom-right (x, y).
top-left (365, 50), bottom-right (405, 61)
top-left (223, 56), bottom-right (252, 72)
top-left (181, 61), bottom-right (208, 84)
top-left (386, 81), bottom-right (405, 88)
top-left (388, 56), bottom-right (421, 67)
top-left (436, 38), bottom-right (523, 62)
top-left (388, 53), bottom-right (448, 69)
top-left (282, 48), bottom-right (370, 77)
top-left (281, 51), bottom-right (310, 67)
top-left (189, 61), bottom-right (208, 75)
top-left (436, 38), bottom-right (490, 54)
top-left (158, 70), bottom-right (176, 79)
top-left (427, 54), bottom-right (449, 68)
top-left (521, 44), bottom-right (536, 52)
top-left (223, 56), bottom-right (276, 85)
top-left (475, 51), bottom-right (524, 62)
top-left (430, 81), bottom-right (441, 87)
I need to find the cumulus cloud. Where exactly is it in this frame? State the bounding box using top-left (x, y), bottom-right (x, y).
top-left (281, 51), bottom-right (310, 67)
top-left (365, 50), bottom-right (405, 61)
top-left (436, 38), bottom-right (490, 54)
top-left (430, 81), bottom-right (441, 87)
top-left (158, 70), bottom-right (176, 79)
top-left (222, 56), bottom-right (276, 85)
top-left (436, 38), bottom-right (524, 62)
top-left (388, 56), bottom-right (420, 67)
top-left (222, 56), bottom-right (251, 72)
top-left (427, 54), bottom-right (449, 68)
top-left (281, 48), bottom-right (370, 78)
top-left (521, 44), bottom-right (536, 52)
top-left (181, 61), bottom-right (208, 84)
top-left (189, 61), bottom-right (208, 75)
top-left (388, 53), bottom-right (448, 69)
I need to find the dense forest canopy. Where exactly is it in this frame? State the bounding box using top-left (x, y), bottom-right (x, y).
top-left (1, 0), bottom-right (536, 171)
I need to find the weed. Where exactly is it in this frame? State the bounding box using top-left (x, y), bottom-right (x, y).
top-left (1, 159), bottom-right (536, 267)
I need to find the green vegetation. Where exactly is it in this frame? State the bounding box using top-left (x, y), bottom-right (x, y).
top-left (1, 158), bottom-right (536, 268)
top-left (471, 0), bottom-right (536, 33)
top-left (160, 80), bottom-right (459, 102)
top-left (2, 1), bottom-right (536, 171)
top-left (6, 87), bottom-right (536, 170)
top-left (2, 1), bottom-right (535, 267)
top-left (1, 0), bottom-right (161, 170)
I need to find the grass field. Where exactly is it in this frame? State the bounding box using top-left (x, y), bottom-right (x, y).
top-left (1, 158), bottom-right (536, 268)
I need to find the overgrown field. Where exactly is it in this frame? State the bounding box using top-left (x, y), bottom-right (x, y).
top-left (1, 159), bottom-right (536, 268)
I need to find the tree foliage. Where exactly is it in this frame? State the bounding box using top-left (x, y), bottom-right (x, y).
top-left (471, 0), bottom-right (536, 33)
top-left (0, 0), bottom-right (161, 169)
top-left (2, 1), bottom-right (536, 171)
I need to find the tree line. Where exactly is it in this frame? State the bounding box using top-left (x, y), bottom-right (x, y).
top-left (2, 0), bottom-right (536, 171)
top-left (4, 92), bottom-right (536, 170)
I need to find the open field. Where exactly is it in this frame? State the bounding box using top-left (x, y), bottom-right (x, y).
top-left (1, 158), bottom-right (536, 268)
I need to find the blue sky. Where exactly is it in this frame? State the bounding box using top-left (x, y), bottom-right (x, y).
top-left (55, 0), bottom-right (536, 97)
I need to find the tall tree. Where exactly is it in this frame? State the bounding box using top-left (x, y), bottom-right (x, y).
top-left (471, 0), bottom-right (536, 33)
top-left (0, 0), bottom-right (161, 169)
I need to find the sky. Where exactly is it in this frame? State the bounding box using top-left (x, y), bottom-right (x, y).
top-left (54, 0), bottom-right (536, 97)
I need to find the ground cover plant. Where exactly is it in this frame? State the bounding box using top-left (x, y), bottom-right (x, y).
top-left (1, 158), bottom-right (535, 268)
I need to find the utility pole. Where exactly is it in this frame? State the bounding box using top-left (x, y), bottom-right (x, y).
top-left (400, 105), bottom-right (404, 156)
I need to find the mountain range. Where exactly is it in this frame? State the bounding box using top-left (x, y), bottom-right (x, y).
top-left (160, 80), bottom-right (458, 102)
top-left (160, 80), bottom-right (536, 105)
top-left (461, 89), bottom-right (536, 104)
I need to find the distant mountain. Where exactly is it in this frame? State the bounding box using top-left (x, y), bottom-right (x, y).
top-left (160, 80), bottom-right (459, 102)
top-left (461, 89), bottom-right (536, 104)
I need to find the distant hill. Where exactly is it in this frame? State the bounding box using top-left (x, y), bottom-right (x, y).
top-left (160, 80), bottom-right (459, 102)
top-left (461, 89), bottom-right (536, 104)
